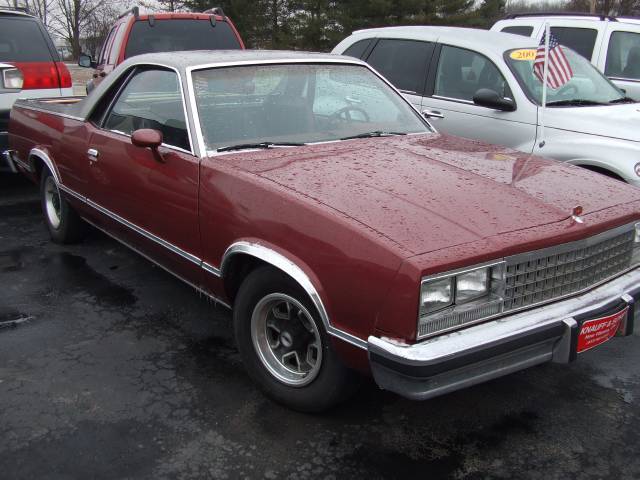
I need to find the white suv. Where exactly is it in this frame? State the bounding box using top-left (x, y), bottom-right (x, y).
top-left (1, 8), bottom-right (73, 172)
top-left (491, 13), bottom-right (640, 100)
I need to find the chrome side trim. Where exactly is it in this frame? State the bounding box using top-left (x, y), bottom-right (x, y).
top-left (431, 95), bottom-right (475, 105)
top-left (85, 197), bottom-right (201, 266)
top-left (29, 148), bottom-right (60, 183)
top-left (202, 262), bottom-right (222, 277)
top-left (58, 184), bottom-right (86, 202)
top-left (221, 241), bottom-right (368, 349)
top-left (83, 217), bottom-right (232, 310)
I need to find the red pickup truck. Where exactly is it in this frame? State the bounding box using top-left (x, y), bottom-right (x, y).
top-left (78, 7), bottom-right (243, 92)
top-left (6, 51), bottom-right (640, 412)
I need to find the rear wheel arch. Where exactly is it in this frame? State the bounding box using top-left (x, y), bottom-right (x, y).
top-left (29, 148), bottom-right (60, 184)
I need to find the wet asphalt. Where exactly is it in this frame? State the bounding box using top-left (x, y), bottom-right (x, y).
top-left (1, 174), bottom-right (639, 480)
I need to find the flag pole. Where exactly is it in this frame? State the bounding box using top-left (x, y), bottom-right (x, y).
top-left (539, 22), bottom-right (550, 148)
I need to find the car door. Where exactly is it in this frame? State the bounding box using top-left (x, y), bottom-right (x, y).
top-left (362, 38), bottom-right (435, 109)
top-left (421, 44), bottom-right (538, 153)
top-left (600, 26), bottom-right (640, 100)
top-left (86, 66), bottom-right (202, 285)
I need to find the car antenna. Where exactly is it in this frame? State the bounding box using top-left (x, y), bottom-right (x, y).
top-left (538, 22), bottom-right (550, 149)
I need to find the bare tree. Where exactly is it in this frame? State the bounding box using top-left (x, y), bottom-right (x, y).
top-left (52, 0), bottom-right (104, 58)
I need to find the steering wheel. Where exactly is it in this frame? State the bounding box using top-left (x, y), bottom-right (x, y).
top-left (555, 83), bottom-right (578, 97)
top-left (328, 105), bottom-right (370, 125)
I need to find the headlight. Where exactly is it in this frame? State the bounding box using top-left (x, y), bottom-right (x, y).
top-left (418, 262), bottom-right (505, 340)
top-left (420, 277), bottom-right (453, 314)
top-left (2, 68), bottom-right (23, 90)
top-left (456, 269), bottom-right (489, 303)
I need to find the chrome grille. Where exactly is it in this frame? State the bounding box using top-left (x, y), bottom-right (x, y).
top-left (503, 229), bottom-right (635, 311)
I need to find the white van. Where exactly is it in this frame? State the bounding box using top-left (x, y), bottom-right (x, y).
top-left (491, 13), bottom-right (640, 100)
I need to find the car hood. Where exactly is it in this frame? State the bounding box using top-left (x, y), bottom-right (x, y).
top-left (221, 134), bottom-right (640, 256)
top-left (545, 103), bottom-right (640, 142)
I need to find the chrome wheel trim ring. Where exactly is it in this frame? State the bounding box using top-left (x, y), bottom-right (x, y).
top-left (251, 293), bottom-right (323, 387)
top-left (44, 176), bottom-right (62, 230)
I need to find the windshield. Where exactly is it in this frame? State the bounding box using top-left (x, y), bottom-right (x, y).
top-left (192, 63), bottom-right (430, 152)
top-left (124, 19), bottom-right (241, 59)
top-left (506, 46), bottom-right (626, 106)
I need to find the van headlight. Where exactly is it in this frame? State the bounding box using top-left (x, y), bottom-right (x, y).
top-left (418, 261), bottom-right (505, 339)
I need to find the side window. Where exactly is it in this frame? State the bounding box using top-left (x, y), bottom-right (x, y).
top-left (107, 24), bottom-right (125, 66)
top-left (605, 31), bottom-right (640, 80)
top-left (501, 26), bottom-right (534, 37)
top-left (365, 39), bottom-right (434, 94)
top-left (98, 27), bottom-right (117, 65)
top-left (103, 68), bottom-right (190, 152)
top-left (342, 39), bottom-right (372, 59)
top-left (550, 27), bottom-right (598, 60)
top-left (434, 45), bottom-right (511, 102)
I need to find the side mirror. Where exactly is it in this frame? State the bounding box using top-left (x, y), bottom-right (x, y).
top-left (78, 53), bottom-right (96, 69)
top-left (132, 129), bottom-right (163, 149)
top-left (132, 129), bottom-right (164, 162)
top-left (472, 88), bottom-right (516, 112)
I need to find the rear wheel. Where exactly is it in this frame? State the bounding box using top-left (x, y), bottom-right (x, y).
top-left (40, 168), bottom-right (86, 244)
top-left (233, 266), bottom-right (359, 412)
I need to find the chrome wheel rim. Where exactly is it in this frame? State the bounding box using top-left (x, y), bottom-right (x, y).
top-left (251, 293), bottom-right (322, 387)
top-left (44, 176), bottom-right (61, 230)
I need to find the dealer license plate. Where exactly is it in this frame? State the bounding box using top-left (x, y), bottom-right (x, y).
top-left (577, 307), bottom-right (627, 354)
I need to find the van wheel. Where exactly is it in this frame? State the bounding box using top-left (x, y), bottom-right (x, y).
top-left (233, 266), bottom-right (359, 412)
top-left (40, 168), bottom-right (86, 244)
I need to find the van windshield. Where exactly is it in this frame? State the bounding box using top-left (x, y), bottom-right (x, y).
top-left (124, 19), bottom-right (241, 59)
top-left (506, 46), bottom-right (628, 106)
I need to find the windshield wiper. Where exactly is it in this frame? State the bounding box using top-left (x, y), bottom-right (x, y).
top-left (217, 141), bottom-right (305, 153)
top-left (546, 99), bottom-right (606, 107)
top-left (609, 96), bottom-right (637, 104)
top-left (340, 131), bottom-right (407, 141)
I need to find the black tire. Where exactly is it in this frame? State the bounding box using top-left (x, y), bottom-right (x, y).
top-left (40, 168), bottom-right (86, 244)
top-left (233, 266), bottom-right (360, 412)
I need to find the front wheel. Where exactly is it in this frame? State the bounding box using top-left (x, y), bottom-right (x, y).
top-left (40, 168), bottom-right (86, 244)
top-left (233, 266), bottom-right (359, 412)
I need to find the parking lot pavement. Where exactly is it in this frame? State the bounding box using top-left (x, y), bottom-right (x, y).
top-left (1, 175), bottom-right (639, 480)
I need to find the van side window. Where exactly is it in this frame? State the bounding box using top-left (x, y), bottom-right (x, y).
top-left (605, 31), bottom-right (640, 80)
top-left (434, 45), bottom-right (511, 102)
top-left (365, 39), bottom-right (434, 94)
top-left (550, 27), bottom-right (598, 60)
top-left (104, 68), bottom-right (190, 152)
top-left (343, 39), bottom-right (372, 59)
top-left (501, 26), bottom-right (534, 37)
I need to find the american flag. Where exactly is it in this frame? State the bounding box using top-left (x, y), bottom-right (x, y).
top-left (533, 33), bottom-right (574, 89)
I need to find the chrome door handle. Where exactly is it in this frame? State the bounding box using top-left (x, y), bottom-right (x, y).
top-left (87, 148), bottom-right (99, 162)
top-left (422, 109), bottom-right (445, 119)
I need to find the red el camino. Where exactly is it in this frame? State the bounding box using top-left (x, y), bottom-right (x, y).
top-left (4, 51), bottom-right (640, 411)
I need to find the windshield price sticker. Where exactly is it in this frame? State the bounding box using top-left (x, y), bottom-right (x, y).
top-left (577, 308), bottom-right (627, 353)
top-left (510, 49), bottom-right (537, 61)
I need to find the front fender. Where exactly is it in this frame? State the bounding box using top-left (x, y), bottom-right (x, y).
top-left (537, 130), bottom-right (640, 184)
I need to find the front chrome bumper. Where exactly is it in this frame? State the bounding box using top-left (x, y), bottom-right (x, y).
top-left (368, 267), bottom-right (640, 400)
